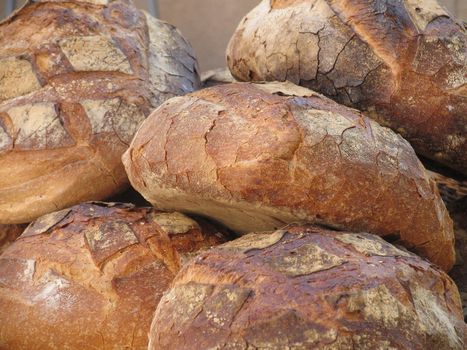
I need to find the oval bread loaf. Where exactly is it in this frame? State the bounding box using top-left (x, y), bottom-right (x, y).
top-left (227, 0), bottom-right (466, 175)
top-left (0, 202), bottom-right (228, 350)
top-left (0, 0), bottom-right (200, 224)
top-left (123, 82), bottom-right (455, 271)
top-left (149, 224), bottom-right (466, 350)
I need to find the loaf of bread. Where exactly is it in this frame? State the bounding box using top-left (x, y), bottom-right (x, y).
top-left (149, 224), bottom-right (465, 350)
top-left (123, 82), bottom-right (455, 271)
top-left (227, 0), bottom-right (466, 175)
top-left (0, 202), bottom-right (228, 350)
top-left (0, 0), bottom-right (200, 224)
top-left (0, 224), bottom-right (25, 254)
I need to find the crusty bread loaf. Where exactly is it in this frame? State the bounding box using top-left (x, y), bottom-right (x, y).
top-left (0, 0), bottom-right (200, 224)
top-left (123, 82), bottom-right (455, 271)
top-left (227, 0), bottom-right (466, 175)
top-left (0, 224), bottom-right (25, 255)
top-left (149, 224), bottom-right (465, 350)
top-left (0, 202), bottom-right (228, 350)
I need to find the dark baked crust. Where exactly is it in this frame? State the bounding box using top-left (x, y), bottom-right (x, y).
top-left (123, 82), bottom-right (455, 271)
top-left (149, 224), bottom-right (465, 350)
top-left (0, 0), bottom-right (200, 224)
top-left (227, 0), bottom-right (466, 175)
top-left (0, 202), bottom-right (228, 350)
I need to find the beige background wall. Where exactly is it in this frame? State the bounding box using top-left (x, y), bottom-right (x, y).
top-left (157, 0), bottom-right (258, 71)
top-left (443, 0), bottom-right (467, 18)
top-left (1, 0), bottom-right (466, 71)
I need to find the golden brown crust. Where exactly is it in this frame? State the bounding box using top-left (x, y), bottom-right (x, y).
top-left (0, 202), bottom-right (228, 350)
top-left (149, 224), bottom-right (466, 350)
top-left (227, 0), bottom-right (466, 175)
top-left (0, 224), bottom-right (25, 255)
top-left (123, 82), bottom-right (455, 271)
top-left (0, 0), bottom-right (200, 224)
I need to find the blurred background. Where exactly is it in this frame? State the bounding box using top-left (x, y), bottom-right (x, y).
top-left (1, 0), bottom-right (466, 72)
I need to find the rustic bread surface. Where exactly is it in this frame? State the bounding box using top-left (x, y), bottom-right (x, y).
top-left (227, 0), bottom-right (466, 174)
top-left (0, 202), bottom-right (227, 350)
top-left (149, 224), bottom-right (465, 350)
top-left (0, 0), bottom-right (200, 224)
top-left (123, 82), bottom-right (455, 271)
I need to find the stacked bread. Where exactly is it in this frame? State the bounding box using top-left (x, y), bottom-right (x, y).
top-left (0, 0), bottom-right (465, 349)
top-left (0, 0), bottom-right (200, 224)
top-left (150, 225), bottom-right (465, 350)
top-left (227, 0), bottom-right (466, 176)
top-left (0, 202), bottom-right (229, 349)
top-left (123, 81), bottom-right (455, 271)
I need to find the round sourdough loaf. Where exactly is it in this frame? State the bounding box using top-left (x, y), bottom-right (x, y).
top-left (0, 0), bottom-right (200, 224)
top-left (0, 224), bottom-right (25, 254)
top-left (149, 224), bottom-right (466, 350)
top-left (227, 0), bottom-right (466, 175)
top-left (0, 202), bottom-right (228, 350)
top-left (122, 82), bottom-right (455, 271)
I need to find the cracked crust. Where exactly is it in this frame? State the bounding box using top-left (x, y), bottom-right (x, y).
top-left (0, 202), bottom-right (228, 350)
top-left (149, 224), bottom-right (466, 350)
top-left (227, 0), bottom-right (467, 175)
top-left (0, 0), bottom-right (200, 224)
top-left (123, 82), bottom-right (455, 271)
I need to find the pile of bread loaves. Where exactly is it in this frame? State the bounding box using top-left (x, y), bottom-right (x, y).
top-left (0, 0), bottom-right (465, 349)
